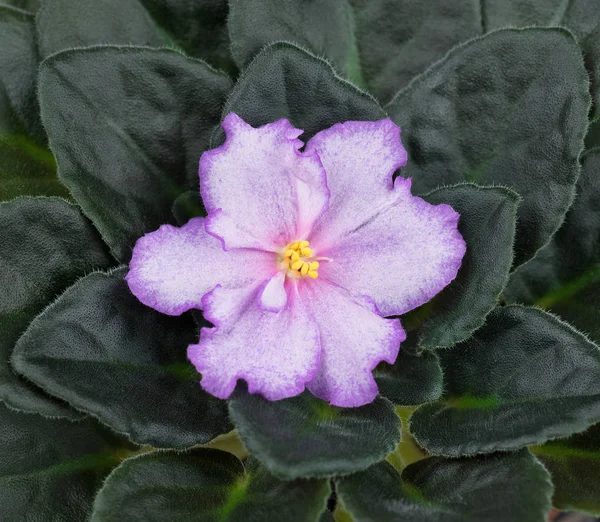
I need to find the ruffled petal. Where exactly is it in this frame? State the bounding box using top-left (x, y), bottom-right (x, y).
top-left (189, 283), bottom-right (320, 401)
top-left (258, 271), bottom-right (288, 312)
top-left (200, 113), bottom-right (329, 250)
top-left (126, 217), bottom-right (275, 316)
top-left (306, 119), bottom-right (407, 247)
top-left (303, 280), bottom-right (405, 407)
top-left (317, 178), bottom-right (466, 317)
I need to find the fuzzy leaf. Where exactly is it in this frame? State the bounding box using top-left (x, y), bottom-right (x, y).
top-left (0, 197), bottom-right (112, 418)
top-left (92, 449), bottom-right (330, 521)
top-left (139, 0), bottom-right (237, 75)
top-left (387, 28), bottom-right (590, 266)
top-left (228, 0), bottom-right (363, 85)
top-left (375, 349), bottom-right (443, 406)
top-left (337, 450), bottom-right (552, 522)
top-left (417, 184), bottom-right (518, 348)
top-left (38, 46), bottom-right (232, 261)
top-left (0, 402), bottom-right (134, 521)
top-left (216, 41), bottom-right (384, 145)
top-left (506, 149), bottom-right (600, 342)
top-left (12, 268), bottom-right (231, 449)
top-left (3, 0), bottom-right (40, 11)
top-left (229, 390), bottom-right (400, 480)
top-left (350, 0), bottom-right (480, 102)
top-left (532, 423), bottom-right (600, 515)
top-left (36, 0), bottom-right (163, 58)
top-left (410, 306), bottom-right (600, 456)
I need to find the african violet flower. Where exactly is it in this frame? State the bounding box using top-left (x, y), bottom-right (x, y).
top-left (126, 114), bottom-right (466, 407)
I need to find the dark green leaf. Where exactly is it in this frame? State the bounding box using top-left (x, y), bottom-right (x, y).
top-left (506, 149), bottom-right (600, 341)
top-left (0, 197), bottom-right (112, 418)
top-left (350, 0), bottom-right (481, 102)
top-left (139, 0), bottom-right (237, 75)
top-left (172, 189), bottom-right (206, 226)
top-left (410, 306), bottom-right (600, 456)
top-left (387, 28), bottom-right (590, 265)
top-left (39, 46), bottom-right (232, 261)
top-left (229, 389), bottom-right (400, 480)
top-left (532, 423), bottom-right (600, 515)
top-left (91, 449), bottom-right (330, 522)
top-left (3, 0), bottom-right (40, 12)
top-left (337, 450), bottom-right (552, 522)
top-left (417, 184), bottom-right (518, 348)
top-left (12, 268), bottom-right (231, 448)
top-left (228, 0), bottom-right (364, 85)
top-left (0, 4), bottom-right (44, 142)
top-left (0, 402), bottom-right (134, 521)
top-left (216, 42), bottom-right (384, 145)
top-left (484, 0), bottom-right (600, 119)
top-left (36, 0), bottom-right (163, 59)
top-left (375, 349), bottom-right (443, 406)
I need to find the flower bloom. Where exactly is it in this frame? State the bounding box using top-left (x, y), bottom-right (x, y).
top-left (126, 114), bottom-right (465, 407)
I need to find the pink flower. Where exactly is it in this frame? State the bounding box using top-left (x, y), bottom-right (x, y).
top-left (126, 114), bottom-right (466, 407)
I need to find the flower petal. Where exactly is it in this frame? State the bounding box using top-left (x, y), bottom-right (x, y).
top-left (200, 113), bottom-right (329, 250)
top-left (317, 178), bottom-right (466, 317)
top-left (306, 119), bottom-right (407, 246)
top-left (189, 283), bottom-right (320, 401)
top-left (126, 217), bottom-right (275, 316)
top-left (258, 271), bottom-right (288, 312)
top-left (303, 280), bottom-right (405, 407)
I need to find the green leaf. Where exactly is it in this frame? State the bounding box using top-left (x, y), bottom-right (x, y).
top-left (350, 0), bottom-right (481, 102)
top-left (12, 268), bottom-right (231, 448)
top-left (3, 0), bottom-right (40, 12)
top-left (92, 449), bottom-right (330, 521)
top-left (484, 0), bottom-right (600, 119)
top-left (38, 46), bottom-right (232, 261)
top-left (375, 348), bottom-right (443, 406)
top-left (36, 0), bottom-right (164, 59)
top-left (506, 149), bottom-right (600, 341)
top-left (0, 4), bottom-right (44, 142)
top-left (532, 423), bottom-right (600, 515)
top-left (337, 450), bottom-right (552, 522)
top-left (216, 42), bottom-right (384, 145)
top-left (228, 0), bottom-right (364, 86)
top-left (139, 0), bottom-right (237, 75)
top-left (416, 184), bottom-right (518, 348)
top-left (0, 402), bottom-right (135, 521)
top-left (172, 189), bottom-right (206, 226)
top-left (229, 390), bottom-right (400, 480)
top-left (387, 28), bottom-right (590, 266)
top-left (0, 197), bottom-right (112, 418)
top-left (410, 306), bottom-right (600, 456)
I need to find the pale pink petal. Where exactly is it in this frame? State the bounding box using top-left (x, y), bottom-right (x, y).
top-left (189, 283), bottom-right (320, 401)
top-left (258, 271), bottom-right (288, 312)
top-left (303, 280), bottom-right (405, 407)
top-left (306, 119), bottom-right (407, 247)
top-left (126, 217), bottom-right (275, 316)
top-left (317, 178), bottom-right (466, 317)
top-left (200, 113), bottom-right (329, 250)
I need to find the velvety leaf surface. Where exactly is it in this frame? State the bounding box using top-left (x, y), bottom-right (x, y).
top-left (228, 0), bottom-right (363, 85)
top-left (337, 450), bottom-right (552, 522)
top-left (36, 0), bottom-right (163, 58)
top-left (3, 0), bottom-right (40, 12)
top-left (506, 149), bottom-right (600, 337)
top-left (350, 0), bottom-right (481, 103)
top-left (92, 449), bottom-right (330, 521)
top-left (387, 28), bottom-right (590, 265)
top-left (410, 306), bottom-right (600, 456)
top-left (374, 349), bottom-right (443, 406)
top-left (139, 0), bottom-right (236, 74)
top-left (229, 390), bottom-right (401, 479)
top-left (484, 0), bottom-right (600, 118)
top-left (532, 423), bottom-right (600, 515)
top-left (0, 402), bottom-right (134, 521)
top-left (417, 184), bottom-right (518, 348)
top-left (0, 197), bottom-right (112, 418)
top-left (38, 46), bottom-right (232, 261)
top-left (171, 189), bottom-right (206, 225)
top-left (216, 41), bottom-right (384, 145)
top-left (12, 268), bottom-right (231, 449)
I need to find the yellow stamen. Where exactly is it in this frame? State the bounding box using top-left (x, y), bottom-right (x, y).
top-left (309, 261), bottom-right (319, 271)
top-left (300, 247), bottom-right (312, 257)
top-left (291, 251), bottom-right (300, 262)
top-left (308, 271), bottom-right (319, 279)
top-left (285, 249), bottom-right (295, 258)
top-left (291, 260), bottom-right (304, 271)
top-left (299, 240), bottom-right (310, 248)
top-left (300, 263), bottom-right (309, 276)
top-left (278, 239), bottom-right (328, 279)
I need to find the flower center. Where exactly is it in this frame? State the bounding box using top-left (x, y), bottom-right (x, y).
top-left (278, 240), bottom-right (321, 279)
